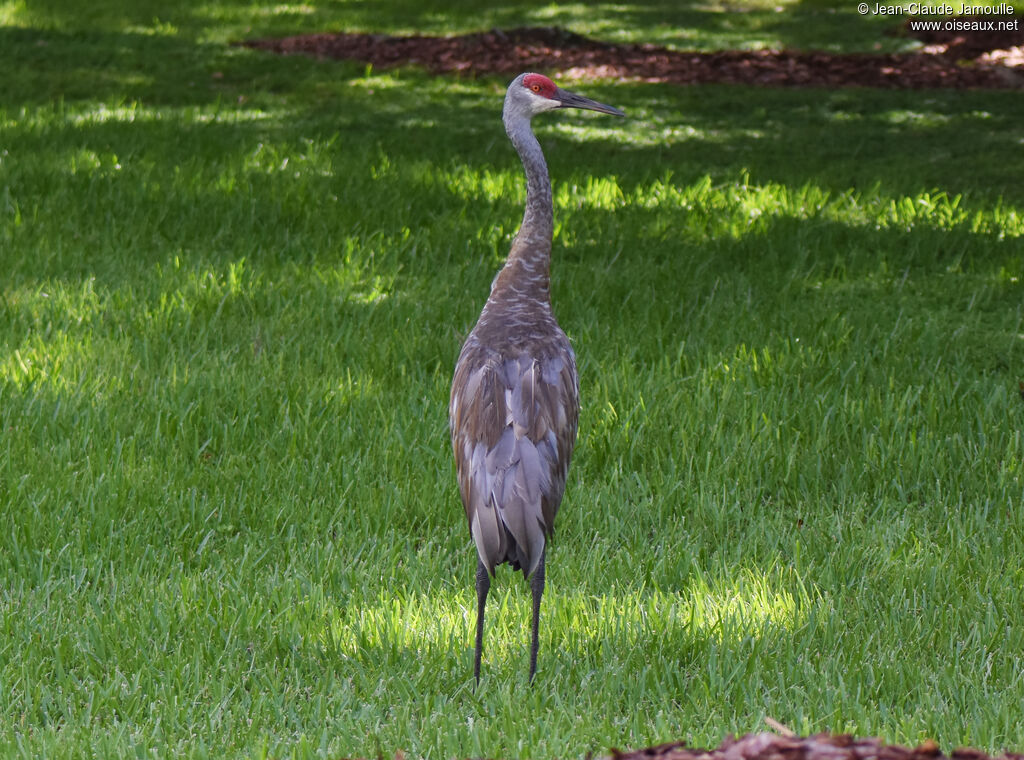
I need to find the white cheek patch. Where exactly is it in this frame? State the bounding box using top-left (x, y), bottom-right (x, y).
top-left (529, 93), bottom-right (560, 114)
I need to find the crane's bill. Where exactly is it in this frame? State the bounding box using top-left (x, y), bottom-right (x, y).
top-left (553, 88), bottom-right (625, 117)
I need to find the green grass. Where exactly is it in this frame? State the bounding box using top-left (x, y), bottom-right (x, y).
top-left (2, 0), bottom-right (1024, 758)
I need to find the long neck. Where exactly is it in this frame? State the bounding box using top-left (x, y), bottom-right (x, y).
top-left (492, 113), bottom-right (553, 302)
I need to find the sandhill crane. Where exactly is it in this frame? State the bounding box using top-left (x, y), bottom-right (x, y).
top-left (449, 73), bottom-right (624, 683)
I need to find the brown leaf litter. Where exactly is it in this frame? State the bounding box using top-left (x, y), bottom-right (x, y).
top-left (607, 732), bottom-right (1024, 760)
top-left (239, 22), bottom-right (1024, 89)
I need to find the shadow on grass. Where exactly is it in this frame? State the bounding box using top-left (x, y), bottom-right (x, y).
top-left (4, 21), bottom-right (1021, 192)
top-left (14, 0), bottom-right (914, 52)
top-left (2, 20), bottom-right (1021, 482)
top-left (3, 95), bottom-right (1022, 398)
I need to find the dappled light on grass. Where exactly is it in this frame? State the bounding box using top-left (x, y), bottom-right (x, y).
top-left (249, 3), bottom-right (317, 19)
top-left (436, 165), bottom-right (521, 205)
top-left (0, 325), bottom-right (125, 402)
top-left (547, 120), bottom-right (634, 145)
top-left (435, 161), bottom-right (1023, 264)
top-left (557, 175), bottom-right (626, 211)
top-left (346, 72), bottom-right (406, 91)
top-left (320, 586), bottom-right (467, 666)
top-left (520, 0), bottom-right (801, 50)
top-left (684, 565), bottom-right (809, 643)
top-left (0, 279), bottom-right (125, 402)
top-left (623, 173), bottom-right (1024, 241)
top-left (0, 1), bottom-right (26, 27)
top-left (555, 564), bottom-right (811, 655)
top-left (881, 108), bottom-right (956, 127)
top-left (317, 563), bottom-right (811, 685)
top-left (572, 112), bottom-right (715, 148)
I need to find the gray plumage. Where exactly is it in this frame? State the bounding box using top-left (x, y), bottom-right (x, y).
top-left (449, 72), bottom-right (624, 684)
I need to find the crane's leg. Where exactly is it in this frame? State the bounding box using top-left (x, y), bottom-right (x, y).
top-left (474, 559), bottom-right (490, 686)
top-left (528, 549), bottom-right (546, 683)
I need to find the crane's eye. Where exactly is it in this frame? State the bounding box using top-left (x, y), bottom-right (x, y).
top-left (531, 84), bottom-right (541, 92)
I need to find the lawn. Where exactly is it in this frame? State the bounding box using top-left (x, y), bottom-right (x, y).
top-left (1, 1), bottom-right (1023, 758)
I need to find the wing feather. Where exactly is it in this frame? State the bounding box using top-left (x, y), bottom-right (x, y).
top-left (451, 334), bottom-right (579, 578)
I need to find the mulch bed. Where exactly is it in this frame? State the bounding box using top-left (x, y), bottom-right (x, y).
top-left (239, 22), bottom-right (1024, 89)
top-left (608, 732), bottom-right (1024, 760)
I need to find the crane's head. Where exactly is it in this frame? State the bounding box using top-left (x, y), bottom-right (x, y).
top-left (504, 72), bottom-right (625, 122)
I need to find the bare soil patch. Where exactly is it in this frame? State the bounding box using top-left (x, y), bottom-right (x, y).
top-left (240, 23), bottom-right (1024, 89)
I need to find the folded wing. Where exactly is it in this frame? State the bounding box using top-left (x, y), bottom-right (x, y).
top-left (450, 344), bottom-right (579, 578)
